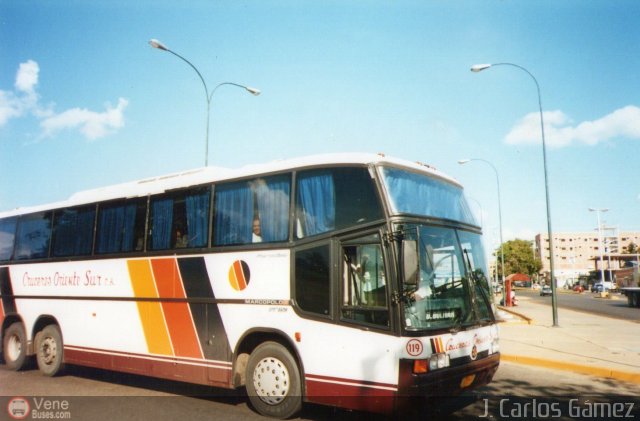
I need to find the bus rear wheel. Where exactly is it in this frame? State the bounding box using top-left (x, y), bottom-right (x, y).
top-left (246, 341), bottom-right (302, 419)
top-left (3, 322), bottom-right (28, 371)
top-left (35, 324), bottom-right (64, 376)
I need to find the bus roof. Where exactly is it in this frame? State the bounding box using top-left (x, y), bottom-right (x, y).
top-left (0, 153), bottom-right (461, 217)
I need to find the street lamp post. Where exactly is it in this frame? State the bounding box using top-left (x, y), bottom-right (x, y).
top-left (149, 39), bottom-right (260, 166)
top-left (589, 208), bottom-right (609, 287)
top-left (458, 158), bottom-right (505, 306)
top-left (471, 62), bottom-right (559, 326)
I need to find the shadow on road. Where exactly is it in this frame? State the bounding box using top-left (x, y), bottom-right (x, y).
top-left (59, 364), bottom-right (640, 421)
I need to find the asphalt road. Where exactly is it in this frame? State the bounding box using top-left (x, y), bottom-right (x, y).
top-left (1, 361), bottom-right (638, 420)
top-left (516, 288), bottom-right (640, 322)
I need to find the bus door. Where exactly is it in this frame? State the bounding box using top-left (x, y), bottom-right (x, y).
top-left (339, 232), bottom-right (391, 328)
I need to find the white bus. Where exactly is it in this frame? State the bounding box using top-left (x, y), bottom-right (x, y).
top-left (0, 153), bottom-right (499, 418)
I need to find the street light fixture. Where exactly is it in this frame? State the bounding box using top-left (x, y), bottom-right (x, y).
top-left (149, 38), bottom-right (260, 166)
top-left (458, 158), bottom-right (505, 306)
top-left (470, 62), bottom-right (559, 326)
top-left (589, 208), bottom-right (609, 288)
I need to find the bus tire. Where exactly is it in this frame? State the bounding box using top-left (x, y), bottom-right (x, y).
top-left (246, 341), bottom-right (302, 419)
top-left (36, 324), bottom-right (65, 377)
top-left (3, 322), bottom-right (28, 371)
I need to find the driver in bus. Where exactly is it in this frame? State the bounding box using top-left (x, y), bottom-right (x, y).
top-left (412, 243), bottom-right (435, 300)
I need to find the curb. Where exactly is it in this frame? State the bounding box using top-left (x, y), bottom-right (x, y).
top-left (497, 306), bottom-right (534, 325)
top-left (501, 354), bottom-right (640, 385)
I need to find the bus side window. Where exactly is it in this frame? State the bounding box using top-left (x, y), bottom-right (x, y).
top-left (252, 175), bottom-right (290, 243)
top-left (295, 168), bottom-right (383, 239)
top-left (214, 181), bottom-right (253, 246)
top-left (149, 188), bottom-right (210, 250)
top-left (96, 199), bottom-right (147, 254)
top-left (14, 212), bottom-right (52, 260)
top-left (0, 217), bottom-right (17, 261)
top-left (52, 205), bottom-right (96, 257)
top-left (295, 244), bottom-right (331, 317)
top-left (214, 175), bottom-right (290, 246)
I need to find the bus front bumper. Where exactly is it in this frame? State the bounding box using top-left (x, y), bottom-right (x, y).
top-left (397, 352), bottom-right (500, 398)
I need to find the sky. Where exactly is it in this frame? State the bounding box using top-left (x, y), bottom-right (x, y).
top-left (1, 1), bottom-right (639, 254)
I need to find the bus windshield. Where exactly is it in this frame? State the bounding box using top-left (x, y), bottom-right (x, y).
top-left (402, 225), bottom-right (493, 332)
top-left (380, 166), bottom-right (476, 226)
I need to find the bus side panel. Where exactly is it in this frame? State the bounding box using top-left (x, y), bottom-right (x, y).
top-left (204, 250), bottom-right (291, 349)
top-left (8, 259), bottom-right (233, 388)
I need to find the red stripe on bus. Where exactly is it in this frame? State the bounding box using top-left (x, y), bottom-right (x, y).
top-left (64, 345), bottom-right (231, 389)
top-left (150, 258), bottom-right (204, 359)
top-left (305, 374), bottom-right (396, 414)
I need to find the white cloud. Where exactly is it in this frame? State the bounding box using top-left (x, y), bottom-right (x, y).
top-left (15, 60), bottom-right (39, 94)
top-left (0, 91), bottom-right (23, 126)
top-left (505, 105), bottom-right (640, 148)
top-left (40, 98), bottom-right (129, 140)
top-left (0, 60), bottom-right (128, 141)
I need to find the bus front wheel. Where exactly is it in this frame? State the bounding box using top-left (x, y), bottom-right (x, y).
top-left (3, 322), bottom-right (28, 371)
top-left (35, 324), bottom-right (64, 376)
top-left (246, 341), bottom-right (302, 419)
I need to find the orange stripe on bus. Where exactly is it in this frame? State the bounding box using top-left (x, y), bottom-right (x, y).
top-left (151, 258), bottom-right (203, 359)
top-left (233, 260), bottom-right (247, 290)
top-left (0, 299), bottom-right (4, 322)
top-left (228, 264), bottom-right (240, 291)
top-left (127, 259), bottom-right (173, 356)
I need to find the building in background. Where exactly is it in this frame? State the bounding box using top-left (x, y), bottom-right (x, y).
top-left (535, 230), bottom-right (640, 287)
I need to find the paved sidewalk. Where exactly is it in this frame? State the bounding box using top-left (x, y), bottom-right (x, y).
top-left (496, 295), bottom-right (640, 385)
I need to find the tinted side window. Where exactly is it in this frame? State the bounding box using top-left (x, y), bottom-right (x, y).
top-left (214, 175), bottom-right (291, 246)
top-left (0, 217), bottom-right (17, 261)
top-left (295, 167), bottom-right (382, 238)
top-left (295, 245), bottom-right (331, 316)
top-left (14, 212), bottom-right (52, 260)
top-left (52, 205), bottom-right (96, 257)
top-left (96, 199), bottom-right (147, 254)
top-left (149, 188), bottom-right (211, 250)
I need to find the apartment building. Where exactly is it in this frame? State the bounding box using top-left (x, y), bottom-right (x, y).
top-left (535, 230), bottom-right (640, 285)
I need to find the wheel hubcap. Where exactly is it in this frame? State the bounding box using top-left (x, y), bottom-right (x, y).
top-left (252, 357), bottom-right (290, 405)
top-left (7, 335), bottom-right (21, 361)
top-left (40, 337), bottom-right (57, 366)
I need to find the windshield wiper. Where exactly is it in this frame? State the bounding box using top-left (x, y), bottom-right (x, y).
top-left (463, 248), bottom-right (494, 322)
top-left (449, 312), bottom-right (464, 334)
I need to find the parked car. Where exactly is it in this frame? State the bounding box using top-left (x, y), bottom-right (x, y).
top-left (540, 285), bottom-right (552, 296)
top-left (572, 284), bottom-right (584, 293)
top-left (592, 283), bottom-right (605, 293)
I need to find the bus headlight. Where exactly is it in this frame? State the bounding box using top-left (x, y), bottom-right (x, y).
top-left (412, 353), bottom-right (450, 374)
top-left (429, 353), bottom-right (450, 371)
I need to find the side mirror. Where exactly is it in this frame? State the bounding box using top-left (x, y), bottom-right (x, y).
top-left (402, 240), bottom-right (419, 285)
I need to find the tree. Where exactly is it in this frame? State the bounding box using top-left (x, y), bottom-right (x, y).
top-left (495, 239), bottom-right (542, 278)
top-left (622, 242), bottom-right (638, 254)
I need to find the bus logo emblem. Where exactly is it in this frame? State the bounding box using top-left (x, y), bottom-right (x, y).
top-left (228, 260), bottom-right (251, 291)
top-left (470, 345), bottom-right (478, 361)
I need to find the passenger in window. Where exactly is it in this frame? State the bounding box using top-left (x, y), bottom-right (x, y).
top-left (174, 228), bottom-right (188, 248)
top-left (252, 217), bottom-right (262, 243)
